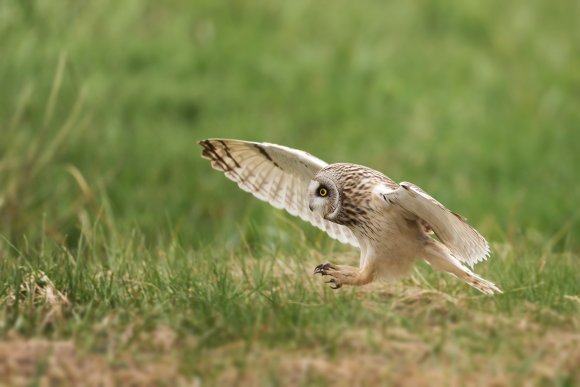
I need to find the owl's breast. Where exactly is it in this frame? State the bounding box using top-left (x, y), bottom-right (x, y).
top-left (347, 204), bottom-right (424, 252)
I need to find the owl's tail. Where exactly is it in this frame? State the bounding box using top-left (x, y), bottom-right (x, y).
top-left (422, 240), bottom-right (502, 295)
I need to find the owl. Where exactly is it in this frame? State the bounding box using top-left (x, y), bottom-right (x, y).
top-left (199, 139), bottom-right (501, 295)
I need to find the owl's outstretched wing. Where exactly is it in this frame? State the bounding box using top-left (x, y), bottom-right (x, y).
top-left (199, 139), bottom-right (359, 247)
top-left (378, 182), bottom-right (490, 267)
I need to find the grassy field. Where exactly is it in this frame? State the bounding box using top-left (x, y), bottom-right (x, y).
top-left (1, 0), bottom-right (579, 385)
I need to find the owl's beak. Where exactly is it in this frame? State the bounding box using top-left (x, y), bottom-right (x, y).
top-left (308, 204), bottom-right (314, 212)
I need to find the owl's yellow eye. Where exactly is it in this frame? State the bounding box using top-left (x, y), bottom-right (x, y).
top-left (319, 187), bottom-right (328, 197)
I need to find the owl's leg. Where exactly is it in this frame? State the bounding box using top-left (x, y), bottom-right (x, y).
top-left (422, 241), bottom-right (502, 295)
top-left (313, 263), bottom-right (374, 289)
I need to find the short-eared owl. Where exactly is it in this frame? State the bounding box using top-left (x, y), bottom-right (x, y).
top-left (199, 139), bottom-right (501, 295)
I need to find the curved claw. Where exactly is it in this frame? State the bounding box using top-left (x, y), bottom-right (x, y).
top-left (313, 264), bottom-right (325, 275)
top-left (315, 263), bottom-right (343, 289)
top-left (313, 263), bottom-right (333, 275)
top-left (326, 278), bottom-right (342, 290)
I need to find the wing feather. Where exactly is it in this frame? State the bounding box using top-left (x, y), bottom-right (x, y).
top-left (379, 182), bottom-right (490, 266)
top-left (199, 139), bottom-right (359, 247)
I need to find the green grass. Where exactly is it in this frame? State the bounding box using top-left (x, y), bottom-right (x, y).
top-left (1, 0), bottom-right (579, 385)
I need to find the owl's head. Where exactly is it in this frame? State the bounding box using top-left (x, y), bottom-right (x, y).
top-left (307, 174), bottom-right (341, 220)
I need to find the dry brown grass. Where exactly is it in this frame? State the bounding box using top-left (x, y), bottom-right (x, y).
top-left (0, 329), bottom-right (188, 387)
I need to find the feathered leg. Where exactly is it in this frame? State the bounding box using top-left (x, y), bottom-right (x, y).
top-left (423, 240), bottom-right (502, 295)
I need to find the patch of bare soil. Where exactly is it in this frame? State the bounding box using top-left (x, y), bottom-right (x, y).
top-left (1, 324), bottom-right (578, 386)
top-left (0, 328), bottom-right (188, 387)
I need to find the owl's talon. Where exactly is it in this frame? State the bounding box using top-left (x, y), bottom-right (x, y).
top-left (313, 263), bottom-right (334, 275)
top-left (327, 278), bottom-right (342, 289)
top-left (315, 263), bottom-right (343, 288)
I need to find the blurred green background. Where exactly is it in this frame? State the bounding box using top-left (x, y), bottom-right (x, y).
top-left (1, 0), bottom-right (578, 251)
top-left (1, 1), bottom-right (579, 384)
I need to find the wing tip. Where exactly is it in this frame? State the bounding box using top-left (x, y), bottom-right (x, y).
top-left (198, 138), bottom-right (222, 147)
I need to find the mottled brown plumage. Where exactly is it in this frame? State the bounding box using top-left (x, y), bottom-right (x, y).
top-left (199, 139), bottom-right (501, 295)
top-left (316, 163), bottom-right (397, 231)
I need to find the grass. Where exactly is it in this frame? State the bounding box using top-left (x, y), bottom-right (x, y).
top-left (0, 0), bottom-right (579, 385)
